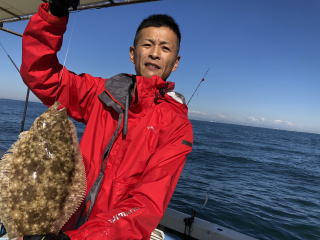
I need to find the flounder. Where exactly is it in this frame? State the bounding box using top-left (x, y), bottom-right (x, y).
top-left (0, 102), bottom-right (86, 238)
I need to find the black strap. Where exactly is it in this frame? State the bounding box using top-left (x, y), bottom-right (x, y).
top-left (76, 113), bottom-right (123, 227)
top-left (182, 139), bottom-right (192, 147)
top-left (77, 74), bottom-right (134, 227)
top-left (0, 223), bottom-right (6, 238)
top-left (123, 95), bottom-right (129, 136)
top-left (98, 73), bottom-right (134, 114)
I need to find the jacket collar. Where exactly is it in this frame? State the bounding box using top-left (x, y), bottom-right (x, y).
top-left (99, 73), bottom-right (183, 114)
top-left (135, 75), bottom-right (175, 99)
top-left (133, 75), bottom-right (189, 115)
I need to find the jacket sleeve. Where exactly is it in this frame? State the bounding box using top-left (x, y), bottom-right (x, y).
top-left (20, 3), bottom-right (102, 123)
top-left (65, 120), bottom-right (193, 240)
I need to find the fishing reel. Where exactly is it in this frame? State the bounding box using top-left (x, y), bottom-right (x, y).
top-left (68, 0), bottom-right (80, 10)
top-left (46, 0), bottom-right (80, 16)
top-left (46, 0), bottom-right (79, 10)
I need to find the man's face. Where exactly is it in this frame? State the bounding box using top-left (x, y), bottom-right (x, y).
top-left (130, 26), bottom-right (180, 80)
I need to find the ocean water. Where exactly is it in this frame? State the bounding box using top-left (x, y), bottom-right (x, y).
top-left (0, 99), bottom-right (319, 240)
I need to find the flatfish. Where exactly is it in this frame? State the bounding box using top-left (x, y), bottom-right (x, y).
top-left (0, 102), bottom-right (86, 239)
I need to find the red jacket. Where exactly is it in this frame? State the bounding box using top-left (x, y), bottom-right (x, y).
top-left (21, 3), bottom-right (193, 240)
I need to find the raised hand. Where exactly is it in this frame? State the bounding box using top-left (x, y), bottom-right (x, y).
top-left (49, 0), bottom-right (80, 17)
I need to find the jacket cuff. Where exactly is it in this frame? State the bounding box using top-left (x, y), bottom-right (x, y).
top-left (38, 3), bottom-right (68, 26)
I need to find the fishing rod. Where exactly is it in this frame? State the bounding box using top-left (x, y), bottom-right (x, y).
top-left (0, 39), bottom-right (30, 133)
top-left (0, 23), bottom-right (23, 37)
top-left (187, 68), bottom-right (210, 106)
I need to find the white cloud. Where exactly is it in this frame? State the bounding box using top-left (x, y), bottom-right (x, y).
top-left (273, 120), bottom-right (294, 126)
top-left (247, 116), bottom-right (265, 122)
top-left (189, 111), bottom-right (298, 131)
top-left (188, 110), bottom-right (230, 122)
top-left (217, 114), bottom-right (226, 119)
top-left (286, 121), bottom-right (294, 126)
top-left (274, 119), bottom-right (283, 124)
top-left (189, 110), bottom-right (208, 116)
top-left (248, 116), bottom-right (258, 122)
top-left (244, 116), bottom-right (296, 130)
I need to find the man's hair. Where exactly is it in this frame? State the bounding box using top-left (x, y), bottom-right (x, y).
top-left (134, 14), bottom-right (181, 50)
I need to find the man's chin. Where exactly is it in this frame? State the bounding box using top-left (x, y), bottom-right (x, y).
top-left (140, 71), bottom-right (161, 79)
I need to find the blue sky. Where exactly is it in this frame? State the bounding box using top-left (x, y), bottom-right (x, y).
top-left (0, 0), bottom-right (319, 133)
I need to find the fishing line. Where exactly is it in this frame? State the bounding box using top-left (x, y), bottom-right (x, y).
top-left (201, 192), bottom-right (209, 209)
top-left (0, 39), bottom-right (31, 133)
top-left (55, 14), bottom-right (76, 105)
top-left (0, 39), bottom-right (20, 73)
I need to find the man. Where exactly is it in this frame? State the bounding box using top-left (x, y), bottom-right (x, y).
top-left (20, 0), bottom-right (193, 239)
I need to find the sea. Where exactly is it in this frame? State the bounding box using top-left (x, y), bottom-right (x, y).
top-left (0, 98), bottom-right (319, 240)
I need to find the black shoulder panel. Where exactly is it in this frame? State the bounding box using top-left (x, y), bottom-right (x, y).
top-left (98, 73), bottom-right (134, 113)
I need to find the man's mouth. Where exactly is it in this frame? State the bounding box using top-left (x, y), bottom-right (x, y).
top-left (145, 62), bottom-right (161, 70)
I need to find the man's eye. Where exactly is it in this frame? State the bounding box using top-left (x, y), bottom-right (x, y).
top-left (142, 44), bottom-right (151, 47)
top-left (163, 46), bottom-right (170, 52)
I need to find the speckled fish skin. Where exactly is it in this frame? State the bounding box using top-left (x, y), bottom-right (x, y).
top-left (0, 102), bottom-right (86, 239)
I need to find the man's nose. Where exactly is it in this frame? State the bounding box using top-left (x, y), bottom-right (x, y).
top-left (149, 46), bottom-right (160, 60)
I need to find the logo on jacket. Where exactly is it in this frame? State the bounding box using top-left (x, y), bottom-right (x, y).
top-left (147, 126), bottom-right (155, 131)
top-left (108, 207), bottom-right (140, 223)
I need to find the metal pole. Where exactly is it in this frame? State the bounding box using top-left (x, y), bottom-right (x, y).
top-left (0, 0), bottom-right (160, 24)
top-left (0, 27), bottom-right (23, 37)
top-left (20, 88), bottom-right (31, 132)
top-left (0, 35), bottom-right (30, 132)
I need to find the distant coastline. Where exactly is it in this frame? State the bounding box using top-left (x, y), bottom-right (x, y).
top-left (0, 97), bottom-right (41, 104)
top-left (191, 118), bottom-right (320, 136)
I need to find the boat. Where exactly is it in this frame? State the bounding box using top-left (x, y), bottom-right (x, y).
top-left (0, 1), bottom-right (259, 239)
top-left (0, 206), bottom-right (259, 240)
top-left (159, 208), bottom-right (258, 240)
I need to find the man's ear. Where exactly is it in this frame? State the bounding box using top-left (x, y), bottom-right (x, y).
top-left (172, 55), bottom-right (181, 72)
top-left (129, 46), bottom-right (135, 64)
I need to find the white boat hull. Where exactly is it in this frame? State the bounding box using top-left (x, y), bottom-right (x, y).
top-left (160, 208), bottom-right (258, 240)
